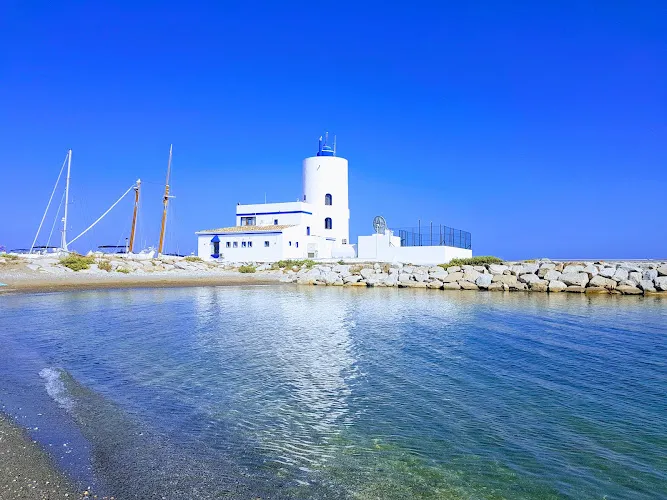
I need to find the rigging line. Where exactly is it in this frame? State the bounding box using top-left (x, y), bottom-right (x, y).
top-left (45, 189), bottom-right (67, 251)
top-left (67, 183), bottom-right (136, 246)
top-left (29, 154), bottom-right (68, 253)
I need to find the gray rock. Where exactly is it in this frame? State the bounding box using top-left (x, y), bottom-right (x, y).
top-left (510, 282), bottom-right (528, 291)
top-left (616, 284), bottom-right (643, 295)
top-left (332, 264), bottom-right (351, 276)
top-left (560, 272), bottom-right (589, 287)
top-left (598, 267), bottom-right (616, 278)
top-left (403, 265), bottom-right (415, 273)
top-left (443, 272), bottom-right (464, 283)
top-left (565, 286), bottom-right (586, 293)
top-left (493, 274), bottom-right (518, 286)
top-left (654, 276), bottom-right (667, 291)
top-left (585, 287), bottom-right (610, 294)
top-left (442, 282), bottom-right (461, 290)
top-left (426, 280), bottom-right (443, 289)
top-left (522, 263), bottom-right (539, 274)
top-left (384, 274), bottom-right (399, 287)
top-left (542, 269), bottom-right (562, 282)
top-left (510, 265), bottom-right (525, 276)
top-left (174, 261), bottom-right (189, 270)
top-left (488, 264), bottom-right (509, 275)
top-left (343, 275), bottom-right (362, 284)
top-left (459, 280), bottom-right (479, 290)
top-left (548, 280), bottom-right (567, 292)
top-left (360, 268), bottom-right (375, 279)
top-left (26, 264), bottom-right (41, 271)
top-left (628, 272), bottom-right (643, 286)
top-left (475, 274), bottom-right (493, 288)
top-left (323, 271), bottom-right (341, 285)
top-left (463, 268), bottom-right (481, 282)
top-left (563, 264), bottom-right (585, 274)
top-left (518, 273), bottom-right (540, 284)
top-left (530, 280), bottom-right (549, 292)
top-left (583, 264), bottom-right (599, 277)
top-left (413, 273), bottom-right (429, 283)
top-left (643, 269), bottom-right (658, 281)
top-left (487, 282), bottom-right (506, 291)
top-left (657, 266), bottom-right (667, 277)
top-left (428, 266), bottom-right (443, 274)
top-left (429, 271), bottom-right (448, 280)
top-left (446, 266), bottom-right (461, 273)
top-left (589, 275), bottom-right (617, 289)
top-left (612, 268), bottom-right (629, 282)
top-left (473, 266), bottom-right (486, 273)
top-left (639, 280), bottom-right (656, 292)
top-left (538, 263), bottom-right (556, 276)
top-left (399, 273), bottom-right (413, 283)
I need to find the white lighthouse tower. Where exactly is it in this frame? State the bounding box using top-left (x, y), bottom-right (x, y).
top-left (302, 133), bottom-right (350, 245)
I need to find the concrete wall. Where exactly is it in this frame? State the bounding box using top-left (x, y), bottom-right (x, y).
top-left (235, 202), bottom-right (314, 228)
top-left (357, 233), bottom-right (472, 265)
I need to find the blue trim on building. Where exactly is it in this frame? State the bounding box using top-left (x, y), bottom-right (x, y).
top-left (236, 210), bottom-right (312, 216)
top-left (326, 237), bottom-right (336, 241)
top-left (210, 235), bottom-right (220, 243)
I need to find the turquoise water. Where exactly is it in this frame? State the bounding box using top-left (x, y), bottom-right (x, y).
top-left (0, 286), bottom-right (665, 499)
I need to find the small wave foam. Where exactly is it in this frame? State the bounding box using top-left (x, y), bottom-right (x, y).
top-left (39, 367), bottom-right (74, 411)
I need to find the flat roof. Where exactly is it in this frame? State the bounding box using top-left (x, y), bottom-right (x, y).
top-left (196, 224), bottom-right (295, 234)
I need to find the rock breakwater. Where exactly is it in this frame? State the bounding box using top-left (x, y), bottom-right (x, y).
top-left (280, 260), bottom-right (667, 295)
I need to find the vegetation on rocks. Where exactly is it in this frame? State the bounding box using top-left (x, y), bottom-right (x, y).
top-left (116, 267), bottom-right (131, 274)
top-left (0, 253), bottom-right (19, 261)
top-left (97, 259), bottom-right (112, 272)
top-left (238, 265), bottom-right (256, 273)
top-left (185, 256), bottom-right (203, 262)
top-left (59, 254), bottom-right (95, 271)
top-left (439, 256), bottom-right (503, 268)
top-left (271, 259), bottom-right (315, 270)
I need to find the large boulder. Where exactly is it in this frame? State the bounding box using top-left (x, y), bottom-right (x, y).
top-left (583, 264), bottom-right (599, 277)
top-left (323, 271), bottom-right (342, 285)
top-left (588, 275), bottom-right (617, 290)
top-left (560, 273), bottom-right (589, 287)
top-left (442, 282), bottom-right (461, 290)
top-left (639, 280), bottom-right (656, 292)
top-left (487, 282), bottom-right (506, 291)
top-left (429, 270), bottom-right (448, 280)
top-left (628, 272), bottom-right (643, 286)
top-left (428, 266), bottom-right (443, 274)
top-left (598, 267), bottom-right (616, 278)
top-left (510, 265), bottom-right (525, 276)
top-left (492, 274), bottom-right (518, 286)
top-left (426, 280), bottom-right (443, 289)
top-left (446, 266), bottom-right (461, 273)
top-left (343, 275), bottom-right (362, 284)
top-left (332, 264), bottom-right (351, 277)
top-left (518, 273), bottom-right (540, 284)
top-left (399, 273), bottom-right (413, 283)
top-left (548, 280), bottom-right (567, 292)
top-left (488, 264), bottom-right (509, 275)
top-left (643, 269), bottom-right (658, 281)
top-left (563, 264), bottom-right (585, 274)
top-left (443, 272), bottom-right (464, 283)
top-left (510, 282), bottom-right (528, 291)
top-left (655, 276), bottom-right (667, 291)
top-left (360, 268), bottom-right (375, 279)
top-left (612, 268), bottom-right (629, 282)
top-left (459, 280), bottom-right (479, 290)
top-left (585, 286), bottom-right (610, 294)
top-left (565, 286), bottom-right (586, 293)
top-left (538, 263), bottom-right (556, 277)
top-left (413, 273), bottom-right (429, 283)
top-left (530, 280), bottom-right (548, 292)
top-left (475, 274), bottom-right (493, 288)
top-left (542, 270), bottom-right (562, 282)
top-left (522, 263), bottom-right (539, 274)
top-left (657, 265), bottom-right (667, 277)
top-left (463, 268), bottom-right (481, 282)
top-left (616, 284), bottom-right (643, 295)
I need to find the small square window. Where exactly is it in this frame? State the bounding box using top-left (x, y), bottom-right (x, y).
top-left (226, 242), bottom-right (230, 248)
top-left (264, 241), bottom-right (269, 247)
top-left (233, 242), bottom-right (238, 248)
top-left (248, 241), bottom-right (252, 248)
top-left (242, 241), bottom-right (246, 248)
top-left (289, 241), bottom-right (292, 246)
top-left (274, 219), bottom-right (278, 225)
top-left (296, 242), bottom-right (299, 248)
top-left (306, 226), bottom-right (310, 236)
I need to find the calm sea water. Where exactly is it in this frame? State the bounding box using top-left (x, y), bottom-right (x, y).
top-left (0, 286), bottom-right (665, 499)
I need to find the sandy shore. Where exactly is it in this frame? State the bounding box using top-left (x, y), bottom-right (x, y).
top-left (0, 413), bottom-right (98, 499)
top-left (0, 261), bottom-right (284, 294)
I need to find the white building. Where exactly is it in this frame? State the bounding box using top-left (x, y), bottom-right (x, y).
top-left (196, 135), bottom-right (355, 262)
top-left (357, 231), bottom-right (472, 265)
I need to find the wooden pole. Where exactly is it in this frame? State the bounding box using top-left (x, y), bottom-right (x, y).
top-left (158, 145), bottom-right (173, 255)
top-left (128, 179), bottom-right (141, 253)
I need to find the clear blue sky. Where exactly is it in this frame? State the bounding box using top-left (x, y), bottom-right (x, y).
top-left (1, 1), bottom-right (665, 259)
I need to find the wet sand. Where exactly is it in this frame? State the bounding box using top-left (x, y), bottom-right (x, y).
top-left (0, 413), bottom-right (94, 499)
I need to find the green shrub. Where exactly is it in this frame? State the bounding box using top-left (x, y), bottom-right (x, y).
top-left (60, 253), bottom-right (96, 271)
top-left (439, 256), bottom-right (504, 268)
top-left (271, 259), bottom-right (315, 270)
top-left (185, 256), bottom-right (202, 262)
top-left (116, 267), bottom-right (131, 274)
top-left (1, 253), bottom-right (19, 261)
top-left (98, 260), bottom-right (112, 272)
top-left (238, 265), bottom-right (256, 273)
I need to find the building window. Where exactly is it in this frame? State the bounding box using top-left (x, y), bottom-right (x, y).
top-left (274, 219), bottom-right (278, 225)
top-left (325, 217), bottom-right (332, 230)
top-left (289, 241), bottom-right (292, 246)
top-left (306, 226), bottom-right (310, 236)
top-left (342, 239), bottom-right (347, 244)
top-left (210, 236), bottom-right (220, 258)
top-left (233, 241), bottom-right (238, 248)
top-left (242, 241), bottom-right (246, 248)
top-left (264, 241), bottom-right (269, 247)
top-left (304, 195), bottom-right (306, 201)
top-left (226, 242), bottom-right (230, 248)
top-left (248, 241), bottom-right (252, 248)
top-left (325, 193), bottom-right (332, 205)
top-left (240, 216), bottom-right (256, 226)
top-left (296, 242), bottom-right (299, 248)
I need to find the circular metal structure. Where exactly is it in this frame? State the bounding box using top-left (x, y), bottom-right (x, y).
top-left (373, 215), bottom-right (387, 234)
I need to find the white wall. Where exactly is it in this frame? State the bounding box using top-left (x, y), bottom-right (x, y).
top-left (357, 233), bottom-right (472, 265)
top-left (197, 232), bottom-right (284, 262)
top-left (235, 202), bottom-right (314, 228)
top-left (302, 156), bottom-right (350, 244)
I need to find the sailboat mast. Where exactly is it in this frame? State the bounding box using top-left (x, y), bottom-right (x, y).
top-left (61, 149), bottom-right (72, 251)
top-left (158, 145), bottom-right (172, 255)
top-left (128, 179), bottom-right (141, 253)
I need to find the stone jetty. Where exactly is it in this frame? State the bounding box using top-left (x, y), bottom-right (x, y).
top-left (280, 260), bottom-right (667, 295)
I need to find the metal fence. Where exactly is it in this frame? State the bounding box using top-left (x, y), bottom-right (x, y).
top-left (396, 223), bottom-right (471, 249)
